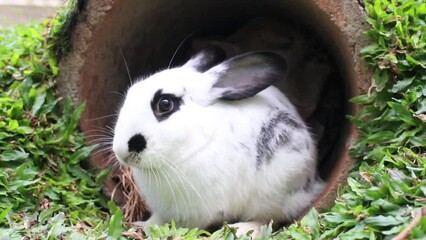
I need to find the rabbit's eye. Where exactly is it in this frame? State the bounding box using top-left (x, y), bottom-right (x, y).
top-left (158, 97), bottom-right (173, 112)
top-left (151, 90), bottom-right (183, 121)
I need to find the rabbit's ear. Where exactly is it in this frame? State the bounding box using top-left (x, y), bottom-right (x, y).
top-left (207, 52), bottom-right (287, 100)
top-left (184, 45), bottom-right (227, 72)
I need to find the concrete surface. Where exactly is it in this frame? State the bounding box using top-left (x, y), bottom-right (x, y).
top-left (0, 0), bottom-right (62, 27)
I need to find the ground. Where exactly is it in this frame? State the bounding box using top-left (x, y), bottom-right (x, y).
top-left (0, 1), bottom-right (59, 27)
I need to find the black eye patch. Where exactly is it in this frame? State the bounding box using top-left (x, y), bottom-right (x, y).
top-left (150, 89), bottom-right (183, 121)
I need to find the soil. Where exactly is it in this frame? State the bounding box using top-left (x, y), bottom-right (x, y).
top-left (0, 5), bottom-right (58, 27)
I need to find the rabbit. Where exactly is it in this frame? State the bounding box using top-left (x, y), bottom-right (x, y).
top-left (112, 47), bottom-right (325, 237)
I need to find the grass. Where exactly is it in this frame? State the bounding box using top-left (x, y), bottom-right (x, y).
top-left (0, 0), bottom-right (425, 239)
top-left (0, 21), bottom-right (115, 239)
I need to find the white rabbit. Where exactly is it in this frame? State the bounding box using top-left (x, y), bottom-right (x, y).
top-left (112, 48), bottom-right (325, 236)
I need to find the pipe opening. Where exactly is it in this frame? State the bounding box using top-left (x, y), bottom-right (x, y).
top-left (78, 0), bottom-right (357, 221)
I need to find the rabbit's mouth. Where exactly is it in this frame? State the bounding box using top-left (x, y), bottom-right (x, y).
top-left (121, 152), bottom-right (164, 171)
top-left (117, 152), bottom-right (140, 167)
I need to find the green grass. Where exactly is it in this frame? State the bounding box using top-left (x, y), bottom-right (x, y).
top-left (0, 0), bottom-right (425, 239)
top-left (0, 22), bottom-right (113, 239)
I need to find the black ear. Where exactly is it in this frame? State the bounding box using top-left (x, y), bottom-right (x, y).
top-left (208, 52), bottom-right (287, 100)
top-left (184, 45), bottom-right (227, 72)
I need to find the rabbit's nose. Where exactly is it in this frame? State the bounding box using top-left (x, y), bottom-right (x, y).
top-left (128, 134), bottom-right (147, 153)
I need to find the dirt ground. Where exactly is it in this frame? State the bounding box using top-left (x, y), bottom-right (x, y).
top-left (0, 5), bottom-right (58, 27)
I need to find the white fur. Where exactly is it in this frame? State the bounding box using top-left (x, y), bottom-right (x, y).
top-left (113, 56), bottom-right (324, 232)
